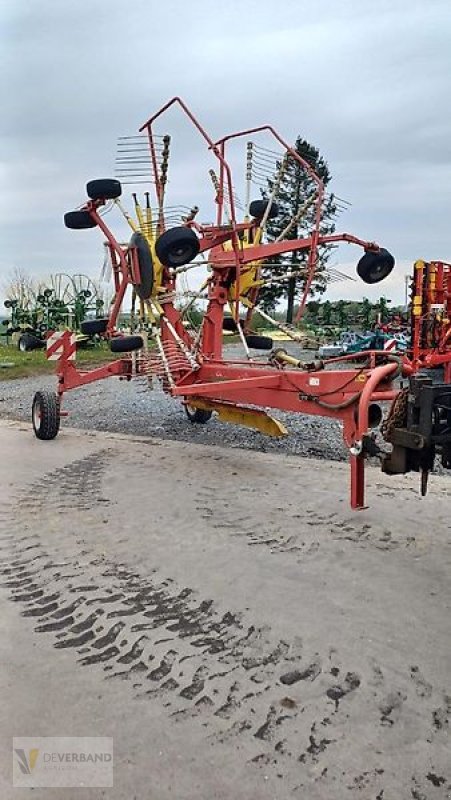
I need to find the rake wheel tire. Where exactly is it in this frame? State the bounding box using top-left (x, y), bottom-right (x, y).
top-left (185, 404), bottom-right (213, 424)
top-left (64, 210), bottom-right (97, 230)
top-left (80, 318), bottom-right (109, 336)
top-left (223, 317), bottom-right (239, 332)
top-left (32, 391), bottom-right (60, 440)
top-left (357, 248), bottom-right (395, 284)
top-left (86, 178), bottom-right (122, 200)
top-left (245, 334), bottom-right (273, 350)
top-left (18, 333), bottom-right (45, 352)
top-left (249, 199), bottom-right (279, 220)
top-left (155, 227), bottom-right (200, 268)
top-left (129, 231), bottom-right (154, 300)
top-left (109, 335), bottom-right (143, 353)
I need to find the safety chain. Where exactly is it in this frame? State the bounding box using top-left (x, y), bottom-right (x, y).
top-left (381, 388), bottom-right (409, 441)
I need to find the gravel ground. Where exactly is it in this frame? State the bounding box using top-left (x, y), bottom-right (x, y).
top-left (0, 344), bottom-right (448, 478)
top-left (0, 344), bottom-right (349, 460)
top-left (0, 371), bottom-right (347, 461)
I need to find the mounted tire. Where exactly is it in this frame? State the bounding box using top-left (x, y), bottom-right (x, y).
top-left (357, 248), bottom-right (395, 284)
top-left (185, 404), bottom-right (213, 424)
top-left (245, 334), bottom-right (273, 350)
top-left (109, 335), bottom-right (143, 353)
top-left (18, 333), bottom-right (45, 352)
top-left (129, 231), bottom-right (154, 300)
top-left (32, 391), bottom-right (60, 440)
top-left (86, 178), bottom-right (122, 201)
top-left (80, 318), bottom-right (109, 336)
top-left (64, 210), bottom-right (97, 230)
top-left (249, 199), bottom-right (279, 220)
top-left (155, 227), bottom-right (200, 268)
top-left (223, 317), bottom-right (239, 332)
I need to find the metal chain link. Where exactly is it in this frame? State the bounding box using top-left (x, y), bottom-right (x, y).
top-left (381, 388), bottom-right (409, 441)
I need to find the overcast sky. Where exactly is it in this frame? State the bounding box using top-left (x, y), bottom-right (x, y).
top-left (1, 0), bottom-right (450, 309)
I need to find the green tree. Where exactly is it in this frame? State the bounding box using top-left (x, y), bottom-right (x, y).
top-left (321, 299), bottom-right (333, 325)
top-left (336, 300), bottom-right (348, 328)
top-left (258, 137), bottom-right (337, 322)
top-left (305, 299), bottom-right (320, 322)
top-left (361, 297), bottom-right (372, 329)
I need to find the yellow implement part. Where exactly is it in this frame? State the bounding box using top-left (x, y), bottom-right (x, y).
top-left (114, 199), bottom-right (139, 233)
top-left (133, 194), bottom-right (147, 236)
top-left (150, 243), bottom-right (164, 295)
top-left (186, 399), bottom-right (288, 437)
top-left (145, 192), bottom-right (153, 240)
top-left (271, 349), bottom-right (305, 368)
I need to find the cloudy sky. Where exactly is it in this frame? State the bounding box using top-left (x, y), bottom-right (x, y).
top-left (1, 0), bottom-right (450, 308)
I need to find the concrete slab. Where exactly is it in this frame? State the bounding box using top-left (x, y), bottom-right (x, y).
top-left (0, 420), bottom-right (450, 799)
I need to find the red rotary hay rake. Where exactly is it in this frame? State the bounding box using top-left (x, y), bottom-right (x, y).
top-left (32, 98), bottom-right (451, 507)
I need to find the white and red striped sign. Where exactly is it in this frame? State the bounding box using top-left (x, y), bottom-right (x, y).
top-left (46, 331), bottom-right (76, 361)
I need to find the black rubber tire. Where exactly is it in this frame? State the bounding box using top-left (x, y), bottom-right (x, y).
top-left (80, 318), bottom-right (109, 336)
top-left (357, 248), bottom-right (395, 284)
top-left (249, 199), bottom-right (279, 220)
top-left (75, 337), bottom-right (92, 350)
top-left (86, 178), bottom-right (122, 201)
top-left (18, 333), bottom-right (45, 352)
top-left (32, 391), bottom-right (60, 440)
top-left (223, 317), bottom-right (239, 332)
top-left (155, 227), bottom-right (200, 268)
top-left (185, 404), bottom-right (213, 424)
top-left (129, 232), bottom-right (154, 300)
top-left (245, 334), bottom-right (274, 350)
top-left (64, 210), bottom-right (97, 230)
top-left (18, 334), bottom-right (30, 352)
top-left (109, 335), bottom-right (143, 353)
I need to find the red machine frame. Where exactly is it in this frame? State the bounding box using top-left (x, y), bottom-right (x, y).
top-left (45, 98), bottom-right (450, 509)
top-left (408, 260), bottom-right (451, 382)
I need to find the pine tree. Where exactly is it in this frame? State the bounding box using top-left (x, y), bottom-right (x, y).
top-left (258, 137), bottom-right (337, 322)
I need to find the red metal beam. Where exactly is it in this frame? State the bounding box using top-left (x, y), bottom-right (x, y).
top-left (208, 232), bottom-right (381, 268)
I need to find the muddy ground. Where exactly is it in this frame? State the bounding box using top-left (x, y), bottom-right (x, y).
top-left (0, 420), bottom-right (450, 799)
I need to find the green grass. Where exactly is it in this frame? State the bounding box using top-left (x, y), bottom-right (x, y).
top-left (0, 341), bottom-right (114, 381)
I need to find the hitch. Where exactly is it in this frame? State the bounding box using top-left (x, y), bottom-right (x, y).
top-left (382, 375), bottom-right (451, 494)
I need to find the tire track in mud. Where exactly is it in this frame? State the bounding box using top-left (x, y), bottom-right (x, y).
top-left (0, 451), bottom-right (449, 796)
top-left (0, 454), bottom-right (356, 773)
top-left (193, 470), bottom-right (451, 558)
top-left (194, 484), bottom-right (318, 557)
top-left (196, 479), bottom-right (446, 557)
top-left (194, 485), bottom-right (399, 558)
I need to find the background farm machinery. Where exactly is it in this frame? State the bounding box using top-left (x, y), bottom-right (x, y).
top-left (2, 273), bottom-right (105, 350)
top-left (31, 98), bottom-right (450, 508)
